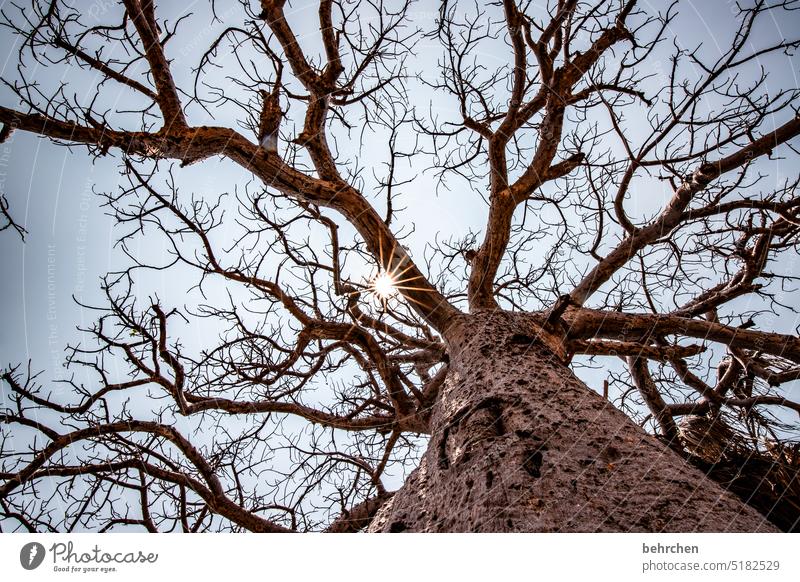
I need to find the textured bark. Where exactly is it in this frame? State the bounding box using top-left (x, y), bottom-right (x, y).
top-left (368, 311), bottom-right (776, 532)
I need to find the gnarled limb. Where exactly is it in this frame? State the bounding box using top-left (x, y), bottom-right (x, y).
top-left (566, 308), bottom-right (800, 364)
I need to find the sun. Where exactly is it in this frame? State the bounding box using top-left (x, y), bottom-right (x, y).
top-left (362, 238), bottom-right (431, 309)
top-left (372, 271), bottom-right (397, 300)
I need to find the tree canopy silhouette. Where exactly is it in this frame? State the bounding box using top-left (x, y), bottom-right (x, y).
top-left (2, 0), bottom-right (800, 532)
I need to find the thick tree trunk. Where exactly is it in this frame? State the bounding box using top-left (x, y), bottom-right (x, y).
top-left (368, 310), bottom-right (776, 532)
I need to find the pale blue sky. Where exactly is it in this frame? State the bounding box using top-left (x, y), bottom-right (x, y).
top-left (2, 0), bottom-right (798, 384)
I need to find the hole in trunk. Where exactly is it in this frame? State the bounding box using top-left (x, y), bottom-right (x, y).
top-left (389, 521), bottom-right (408, 533)
top-left (522, 449), bottom-right (545, 478)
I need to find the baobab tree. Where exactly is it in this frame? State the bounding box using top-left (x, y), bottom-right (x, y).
top-left (1, 0), bottom-right (800, 533)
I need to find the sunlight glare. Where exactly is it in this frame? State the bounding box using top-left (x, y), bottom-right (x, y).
top-left (372, 271), bottom-right (397, 300)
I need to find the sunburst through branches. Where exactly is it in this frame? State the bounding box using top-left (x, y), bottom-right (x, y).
top-left (371, 271), bottom-right (397, 300)
top-left (363, 241), bottom-right (432, 311)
